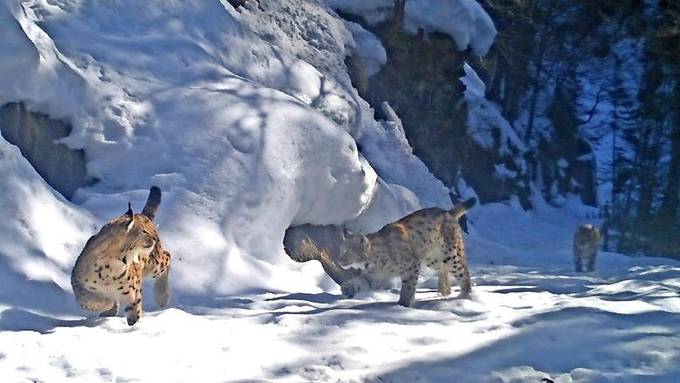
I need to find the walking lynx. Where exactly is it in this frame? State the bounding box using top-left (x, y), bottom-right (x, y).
top-left (573, 224), bottom-right (600, 272)
top-left (71, 187), bottom-right (171, 325)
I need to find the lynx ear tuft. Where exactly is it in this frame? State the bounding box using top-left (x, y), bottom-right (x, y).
top-left (125, 202), bottom-right (133, 218)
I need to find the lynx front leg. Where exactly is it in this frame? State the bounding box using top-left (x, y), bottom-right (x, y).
top-left (573, 247), bottom-right (583, 272)
top-left (121, 275), bottom-right (143, 326)
top-left (437, 265), bottom-right (451, 296)
top-left (454, 265), bottom-right (472, 298)
top-left (399, 262), bottom-right (420, 307)
top-left (585, 251), bottom-right (596, 272)
top-left (100, 300), bottom-right (119, 317)
top-left (153, 264), bottom-right (171, 308)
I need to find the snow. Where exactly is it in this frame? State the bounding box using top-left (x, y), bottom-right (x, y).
top-left (2, 0), bottom-right (679, 381)
top-left (325, 0), bottom-right (496, 56)
top-left (461, 63), bottom-right (526, 157)
top-left (494, 163), bottom-right (518, 180)
top-left (343, 21), bottom-right (387, 77)
top-left (404, 0), bottom-right (497, 56)
top-left (558, 158), bottom-right (569, 169)
top-left (3, 196), bottom-right (680, 382)
top-left (461, 61), bottom-right (487, 99)
top-left (0, 134), bottom-right (94, 295)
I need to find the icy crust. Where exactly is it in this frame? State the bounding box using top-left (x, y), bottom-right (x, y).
top-left (0, 0), bottom-right (450, 295)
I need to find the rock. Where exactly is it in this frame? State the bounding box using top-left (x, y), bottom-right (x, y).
top-left (0, 102), bottom-right (95, 199)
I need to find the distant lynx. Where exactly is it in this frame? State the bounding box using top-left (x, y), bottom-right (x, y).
top-left (71, 186), bottom-right (171, 325)
top-left (337, 198), bottom-right (476, 307)
top-left (573, 224), bottom-right (600, 272)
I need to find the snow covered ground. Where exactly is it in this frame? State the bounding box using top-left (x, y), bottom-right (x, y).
top-left (2, 0), bottom-right (680, 382)
top-left (2, 198), bottom-right (680, 383)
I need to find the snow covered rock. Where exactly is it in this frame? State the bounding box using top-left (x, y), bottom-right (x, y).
top-left (0, 102), bottom-right (92, 199)
top-left (404, 0), bottom-right (496, 56)
top-left (326, 0), bottom-right (497, 56)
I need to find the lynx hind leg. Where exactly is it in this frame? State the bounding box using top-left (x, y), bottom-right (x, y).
top-left (574, 249), bottom-right (583, 272)
top-left (73, 280), bottom-right (117, 313)
top-left (437, 265), bottom-right (451, 296)
top-left (452, 240), bottom-right (472, 298)
top-left (153, 264), bottom-right (171, 308)
top-left (398, 262), bottom-right (420, 307)
top-left (455, 267), bottom-right (472, 299)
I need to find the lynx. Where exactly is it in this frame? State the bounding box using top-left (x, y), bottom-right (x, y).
top-left (573, 224), bottom-right (600, 272)
top-left (286, 198), bottom-right (476, 307)
top-left (284, 224), bottom-right (389, 297)
top-left (71, 186), bottom-right (171, 325)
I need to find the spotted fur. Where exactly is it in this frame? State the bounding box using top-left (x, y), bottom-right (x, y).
top-left (71, 186), bottom-right (171, 325)
top-left (338, 198), bottom-right (476, 307)
top-left (573, 224), bottom-right (600, 272)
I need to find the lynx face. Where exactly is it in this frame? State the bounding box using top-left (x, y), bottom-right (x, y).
top-left (121, 215), bottom-right (157, 264)
top-left (337, 232), bottom-right (369, 266)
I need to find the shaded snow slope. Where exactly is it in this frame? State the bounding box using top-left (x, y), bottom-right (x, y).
top-left (0, 135), bottom-right (94, 314)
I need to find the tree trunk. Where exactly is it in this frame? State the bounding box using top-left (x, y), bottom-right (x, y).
top-left (661, 125), bottom-right (680, 223)
top-left (394, 0), bottom-right (405, 27)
